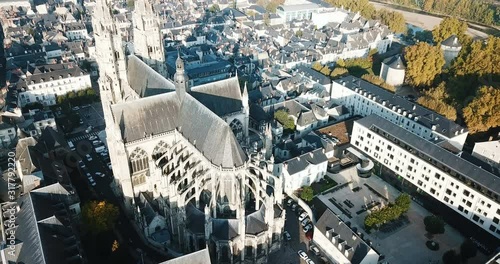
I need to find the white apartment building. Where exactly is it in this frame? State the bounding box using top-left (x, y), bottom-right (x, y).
top-left (64, 22), bottom-right (89, 40)
top-left (351, 115), bottom-right (500, 239)
top-left (17, 63), bottom-right (91, 106)
top-left (330, 76), bottom-right (468, 150)
top-left (278, 148), bottom-right (328, 193)
top-left (472, 140), bottom-right (500, 167)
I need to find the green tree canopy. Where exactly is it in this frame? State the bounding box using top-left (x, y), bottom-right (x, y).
top-left (330, 67), bottom-right (349, 78)
top-left (403, 42), bottom-right (445, 87)
top-left (209, 4), bottom-right (220, 12)
top-left (300, 186), bottom-right (314, 202)
top-left (424, 215), bottom-right (445, 234)
top-left (394, 193), bottom-right (411, 213)
top-left (377, 9), bottom-right (406, 33)
top-left (361, 74), bottom-right (395, 92)
top-left (325, 0), bottom-right (376, 19)
top-left (460, 239), bottom-right (477, 260)
top-left (452, 36), bottom-right (500, 77)
top-left (432, 17), bottom-right (468, 45)
top-left (320, 65), bottom-right (332, 76)
top-left (82, 200), bottom-right (119, 234)
top-left (462, 86), bottom-right (500, 133)
top-left (274, 109), bottom-right (295, 131)
top-left (417, 82), bottom-right (457, 120)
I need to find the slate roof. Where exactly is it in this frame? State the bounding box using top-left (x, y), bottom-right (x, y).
top-left (4, 188), bottom-right (82, 264)
top-left (297, 111), bottom-right (317, 126)
top-left (190, 77), bottom-right (243, 117)
top-left (245, 205), bottom-right (268, 235)
top-left (315, 209), bottom-right (373, 264)
top-left (285, 148), bottom-right (328, 175)
top-left (335, 76), bottom-right (466, 138)
top-left (127, 55), bottom-right (175, 97)
top-left (382, 55), bottom-right (405, 70)
top-left (185, 203), bottom-right (206, 234)
top-left (112, 92), bottom-right (246, 168)
top-left (160, 248), bottom-right (211, 264)
top-left (212, 219), bottom-right (239, 240)
top-left (356, 115), bottom-right (500, 195)
top-left (441, 35), bottom-right (461, 48)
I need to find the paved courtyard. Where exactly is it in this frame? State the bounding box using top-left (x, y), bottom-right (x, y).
top-left (318, 167), bottom-right (468, 264)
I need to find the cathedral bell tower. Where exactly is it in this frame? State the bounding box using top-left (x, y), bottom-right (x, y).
top-left (174, 52), bottom-right (189, 101)
top-left (132, 0), bottom-right (166, 76)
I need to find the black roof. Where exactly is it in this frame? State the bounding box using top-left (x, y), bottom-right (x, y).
top-left (334, 76), bottom-right (466, 138)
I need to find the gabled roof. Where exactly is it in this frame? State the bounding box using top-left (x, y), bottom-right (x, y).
top-left (285, 148), bottom-right (328, 175)
top-left (245, 205), bottom-right (267, 235)
top-left (112, 93), bottom-right (246, 168)
top-left (315, 209), bottom-right (374, 264)
top-left (212, 219), bottom-right (239, 240)
top-left (127, 55), bottom-right (175, 98)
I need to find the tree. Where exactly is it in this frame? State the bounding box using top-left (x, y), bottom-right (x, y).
top-left (403, 42), bottom-right (445, 87)
top-left (453, 36), bottom-right (500, 77)
top-left (463, 86), bottom-right (500, 133)
top-left (300, 186), bottom-right (314, 202)
top-left (330, 67), bottom-right (349, 78)
top-left (377, 9), bottom-right (406, 33)
top-left (274, 110), bottom-right (295, 131)
top-left (127, 0), bottom-right (135, 8)
top-left (67, 91), bottom-right (76, 99)
top-left (432, 17), bottom-right (468, 45)
top-left (442, 250), bottom-right (461, 264)
top-left (209, 4), bottom-right (220, 13)
top-left (417, 82), bottom-right (457, 120)
top-left (395, 193), bottom-right (411, 214)
top-left (295, 30), bottom-right (303, 38)
top-left (111, 240), bottom-right (120, 252)
top-left (320, 66), bottom-right (331, 76)
top-left (361, 74), bottom-right (395, 92)
top-left (312, 62), bottom-right (323, 71)
top-left (424, 215), bottom-right (445, 235)
top-left (325, 0), bottom-right (376, 19)
top-left (460, 239), bottom-right (477, 260)
top-left (82, 201), bottom-right (119, 235)
top-left (422, 0), bottom-right (434, 12)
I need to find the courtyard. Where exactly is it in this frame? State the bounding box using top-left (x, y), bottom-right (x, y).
top-left (315, 166), bottom-right (488, 264)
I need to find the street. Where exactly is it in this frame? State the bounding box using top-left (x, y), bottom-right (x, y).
top-left (269, 203), bottom-right (325, 264)
top-left (66, 109), bottom-right (172, 263)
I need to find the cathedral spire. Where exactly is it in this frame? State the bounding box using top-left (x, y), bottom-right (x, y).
top-left (174, 52), bottom-right (189, 101)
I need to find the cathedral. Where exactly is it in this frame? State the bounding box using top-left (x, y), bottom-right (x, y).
top-left (91, 0), bottom-right (285, 263)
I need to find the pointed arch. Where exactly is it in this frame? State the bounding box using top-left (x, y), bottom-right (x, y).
top-left (129, 147), bottom-right (149, 174)
top-left (152, 140), bottom-right (170, 160)
top-left (229, 118), bottom-right (243, 140)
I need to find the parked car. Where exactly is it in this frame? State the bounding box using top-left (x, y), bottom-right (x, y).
top-left (291, 203), bottom-right (298, 211)
top-left (284, 231), bottom-right (291, 241)
top-left (95, 172), bottom-right (105, 178)
top-left (306, 259), bottom-right (315, 264)
top-left (310, 245), bottom-right (320, 256)
top-left (299, 212), bottom-right (308, 222)
top-left (303, 224), bottom-right (313, 233)
top-left (72, 106), bottom-right (80, 111)
top-left (79, 161), bottom-right (85, 168)
top-left (297, 250), bottom-right (308, 260)
top-left (86, 154), bottom-right (92, 161)
top-left (107, 162), bottom-right (112, 170)
top-left (88, 177), bottom-right (96, 186)
top-left (86, 172), bottom-right (92, 178)
top-left (301, 218), bottom-right (311, 227)
top-left (89, 135), bottom-right (98, 141)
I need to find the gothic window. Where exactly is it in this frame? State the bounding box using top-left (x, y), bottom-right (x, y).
top-left (152, 140), bottom-right (170, 160)
top-left (129, 148), bottom-right (149, 174)
top-left (229, 119), bottom-right (243, 140)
